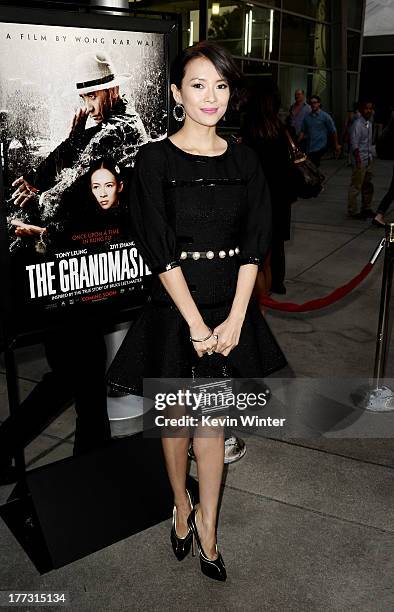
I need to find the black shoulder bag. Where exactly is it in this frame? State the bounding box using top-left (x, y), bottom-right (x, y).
top-left (285, 130), bottom-right (324, 199)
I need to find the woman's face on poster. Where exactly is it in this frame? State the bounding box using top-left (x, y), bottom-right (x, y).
top-left (90, 168), bottom-right (123, 210)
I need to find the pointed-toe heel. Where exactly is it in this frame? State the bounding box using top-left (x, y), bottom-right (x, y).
top-left (170, 489), bottom-right (194, 561)
top-left (187, 508), bottom-right (227, 582)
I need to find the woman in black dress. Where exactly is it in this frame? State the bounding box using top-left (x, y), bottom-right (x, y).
top-left (108, 42), bottom-right (286, 581)
top-left (242, 80), bottom-right (298, 294)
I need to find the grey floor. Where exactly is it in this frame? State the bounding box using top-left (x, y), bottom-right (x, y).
top-left (0, 158), bottom-right (394, 611)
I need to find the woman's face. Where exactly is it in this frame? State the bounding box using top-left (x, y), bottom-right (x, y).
top-left (90, 167), bottom-right (123, 210)
top-left (171, 56), bottom-right (230, 127)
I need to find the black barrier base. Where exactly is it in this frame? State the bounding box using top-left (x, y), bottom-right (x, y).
top-left (0, 434), bottom-right (198, 573)
top-left (0, 493), bottom-right (53, 574)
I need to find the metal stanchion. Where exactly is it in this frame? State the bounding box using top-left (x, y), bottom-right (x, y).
top-left (374, 223), bottom-right (394, 383)
top-left (357, 223), bottom-right (394, 412)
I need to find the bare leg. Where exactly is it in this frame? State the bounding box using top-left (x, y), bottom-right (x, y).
top-left (161, 434), bottom-right (191, 537)
top-left (193, 428), bottom-right (225, 559)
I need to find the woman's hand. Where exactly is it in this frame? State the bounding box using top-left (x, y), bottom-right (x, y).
top-left (11, 176), bottom-right (40, 208)
top-left (213, 313), bottom-right (244, 357)
top-left (189, 321), bottom-right (218, 358)
top-left (213, 263), bottom-right (257, 356)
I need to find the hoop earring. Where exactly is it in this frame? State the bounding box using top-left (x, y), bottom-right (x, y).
top-left (173, 103), bottom-right (185, 122)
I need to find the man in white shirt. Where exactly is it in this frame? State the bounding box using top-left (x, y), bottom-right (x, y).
top-left (348, 101), bottom-right (374, 219)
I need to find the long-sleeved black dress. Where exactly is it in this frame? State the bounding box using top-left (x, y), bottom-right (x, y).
top-left (241, 125), bottom-right (298, 288)
top-left (107, 138), bottom-right (287, 394)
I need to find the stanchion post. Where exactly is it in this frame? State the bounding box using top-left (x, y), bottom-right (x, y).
top-left (373, 223), bottom-right (394, 386)
top-left (356, 223), bottom-right (394, 412)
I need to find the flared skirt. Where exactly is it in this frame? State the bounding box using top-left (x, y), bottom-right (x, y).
top-left (106, 297), bottom-right (287, 395)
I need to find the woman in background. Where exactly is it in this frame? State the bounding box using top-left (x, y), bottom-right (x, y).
top-left (242, 80), bottom-right (298, 295)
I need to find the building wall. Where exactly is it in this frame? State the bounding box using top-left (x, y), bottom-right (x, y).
top-left (360, 1), bottom-right (394, 125)
top-left (130, 0), bottom-right (366, 135)
top-left (361, 32), bottom-right (394, 125)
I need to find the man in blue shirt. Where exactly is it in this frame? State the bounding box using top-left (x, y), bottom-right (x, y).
top-left (348, 100), bottom-right (374, 219)
top-left (299, 95), bottom-right (341, 167)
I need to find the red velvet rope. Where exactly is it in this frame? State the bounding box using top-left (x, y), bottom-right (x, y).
top-left (260, 263), bottom-right (374, 312)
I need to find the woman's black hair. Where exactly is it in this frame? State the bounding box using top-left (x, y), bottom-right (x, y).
top-left (243, 78), bottom-right (282, 140)
top-left (170, 40), bottom-right (242, 108)
top-left (88, 158), bottom-right (123, 183)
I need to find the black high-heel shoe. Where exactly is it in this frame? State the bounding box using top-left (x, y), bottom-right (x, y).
top-left (187, 507), bottom-right (227, 582)
top-left (171, 489), bottom-right (194, 561)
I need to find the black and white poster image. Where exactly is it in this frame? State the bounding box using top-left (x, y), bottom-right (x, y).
top-left (0, 21), bottom-right (167, 314)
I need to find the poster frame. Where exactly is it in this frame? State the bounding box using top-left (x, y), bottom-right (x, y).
top-left (0, 0), bottom-right (179, 350)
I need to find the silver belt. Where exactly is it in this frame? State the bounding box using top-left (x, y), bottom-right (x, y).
top-left (180, 247), bottom-right (240, 261)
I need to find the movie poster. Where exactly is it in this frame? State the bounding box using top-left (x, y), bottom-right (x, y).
top-left (0, 20), bottom-right (167, 319)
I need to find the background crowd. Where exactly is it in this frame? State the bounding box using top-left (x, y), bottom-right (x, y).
top-left (237, 83), bottom-right (393, 302)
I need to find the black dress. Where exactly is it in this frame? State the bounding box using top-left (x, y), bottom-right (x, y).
top-left (242, 126), bottom-right (297, 242)
top-left (242, 125), bottom-right (298, 289)
top-left (107, 138), bottom-right (287, 394)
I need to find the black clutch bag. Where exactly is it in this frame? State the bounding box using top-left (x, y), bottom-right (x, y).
top-left (286, 130), bottom-right (324, 199)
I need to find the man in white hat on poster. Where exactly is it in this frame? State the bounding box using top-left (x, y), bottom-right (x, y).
top-left (10, 50), bottom-right (148, 245)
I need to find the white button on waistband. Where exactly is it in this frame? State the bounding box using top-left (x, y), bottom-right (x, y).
top-left (206, 251), bottom-right (214, 259)
top-left (235, 247), bottom-right (240, 254)
top-left (219, 250), bottom-right (226, 259)
top-left (192, 252), bottom-right (200, 260)
top-left (180, 251), bottom-right (187, 260)
top-left (229, 249), bottom-right (234, 257)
